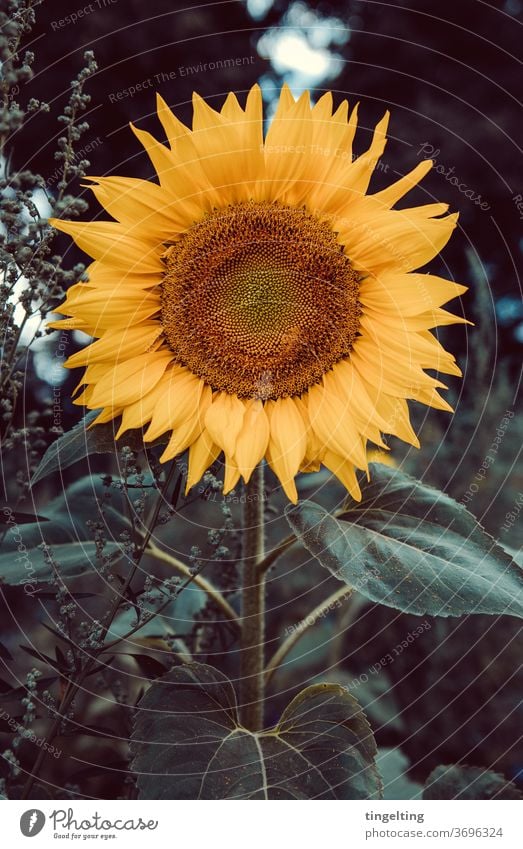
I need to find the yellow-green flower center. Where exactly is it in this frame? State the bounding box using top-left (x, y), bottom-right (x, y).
top-left (161, 201), bottom-right (361, 399)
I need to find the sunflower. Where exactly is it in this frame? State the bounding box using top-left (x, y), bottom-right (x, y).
top-left (49, 85), bottom-right (467, 503)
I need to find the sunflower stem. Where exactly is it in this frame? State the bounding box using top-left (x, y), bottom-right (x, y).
top-left (239, 462), bottom-right (266, 731)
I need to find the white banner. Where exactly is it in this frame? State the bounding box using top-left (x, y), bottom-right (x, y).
top-left (1, 799), bottom-right (520, 848)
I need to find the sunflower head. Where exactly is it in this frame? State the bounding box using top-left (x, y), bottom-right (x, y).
top-left (49, 85), bottom-right (468, 502)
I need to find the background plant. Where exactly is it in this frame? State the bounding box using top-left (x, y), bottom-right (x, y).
top-left (0, 0), bottom-right (521, 800)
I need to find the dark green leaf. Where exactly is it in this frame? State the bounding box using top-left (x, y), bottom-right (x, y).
top-left (131, 662), bottom-right (382, 800)
top-left (36, 591), bottom-right (96, 600)
top-left (75, 724), bottom-right (119, 738)
top-left (31, 411), bottom-right (110, 485)
top-left (54, 645), bottom-right (68, 670)
top-left (0, 508), bottom-right (49, 525)
top-left (0, 714), bottom-right (24, 733)
top-left (40, 622), bottom-right (79, 647)
top-left (423, 765), bottom-right (523, 800)
top-left (171, 473), bottom-right (183, 509)
top-left (83, 657), bottom-right (115, 678)
top-left (115, 653), bottom-right (168, 680)
top-left (71, 758), bottom-right (130, 782)
top-left (286, 465), bottom-right (523, 619)
top-left (0, 540), bottom-right (122, 586)
top-left (0, 642), bottom-right (13, 662)
top-left (378, 748), bottom-right (423, 800)
top-left (31, 411), bottom-right (168, 485)
top-left (19, 644), bottom-right (62, 671)
top-left (0, 676), bottom-right (58, 701)
top-left (0, 476), bottom-right (132, 557)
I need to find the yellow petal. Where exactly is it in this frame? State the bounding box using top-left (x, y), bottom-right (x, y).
top-left (88, 351), bottom-right (172, 408)
top-left (80, 260), bottom-right (162, 289)
top-left (192, 87), bottom-right (264, 204)
top-left (360, 315), bottom-right (462, 377)
top-left (204, 392), bottom-right (246, 457)
top-left (185, 428), bottom-right (220, 493)
top-left (130, 122), bottom-right (214, 217)
top-left (295, 396), bottom-right (322, 464)
top-left (115, 368), bottom-right (184, 437)
top-left (341, 209), bottom-right (459, 274)
top-left (47, 316), bottom-right (90, 331)
top-left (322, 450), bottom-right (362, 501)
top-left (234, 399), bottom-right (270, 482)
top-left (49, 218), bottom-right (163, 272)
top-left (160, 385), bottom-right (212, 461)
top-left (55, 286), bottom-right (160, 331)
top-left (83, 176), bottom-right (187, 236)
top-left (312, 110), bottom-right (388, 213)
top-left (223, 457), bottom-right (241, 495)
top-left (372, 393), bottom-right (420, 448)
top-left (143, 371), bottom-right (204, 441)
top-left (345, 110), bottom-right (390, 198)
top-left (264, 88), bottom-right (313, 203)
top-left (326, 359), bottom-right (392, 432)
top-left (265, 397), bottom-right (307, 502)
top-left (64, 323), bottom-right (162, 369)
top-left (351, 337), bottom-right (447, 398)
top-left (360, 271), bottom-right (467, 315)
top-left (370, 159), bottom-right (433, 209)
top-left (156, 92), bottom-right (191, 147)
top-left (307, 384), bottom-right (367, 468)
top-left (89, 407), bottom-right (122, 426)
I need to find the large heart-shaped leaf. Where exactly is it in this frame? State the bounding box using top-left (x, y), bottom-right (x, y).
top-left (286, 465), bottom-right (523, 619)
top-left (131, 662), bottom-right (382, 799)
top-left (423, 765), bottom-right (523, 800)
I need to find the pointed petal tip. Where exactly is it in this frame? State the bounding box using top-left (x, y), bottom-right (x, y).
top-left (279, 476), bottom-right (298, 504)
top-left (115, 423), bottom-right (128, 440)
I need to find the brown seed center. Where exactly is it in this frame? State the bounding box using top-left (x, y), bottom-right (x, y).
top-left (160, 201), bottom-right (361, 399)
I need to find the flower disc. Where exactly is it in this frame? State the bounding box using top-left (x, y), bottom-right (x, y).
top-left (161, 201), bottom-right (361, 399)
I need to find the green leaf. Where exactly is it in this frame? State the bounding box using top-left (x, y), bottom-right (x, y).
top-left (115, 653), bottom-right (168, 680)
top-left (0, 508), bottom-right (49, 525)
top-left (131, 662), bottom-right (382, 800)
top-left (377, 748), bottom-right (423, 800)
top-left (0, 540), bottom-right (122, 586)
top-left (31, 411), bottom-right (111, 485)
top-left (423, 765), bottom-right (523, 800)
top-left (286, 465), bottom-right (523, 619)
top-left (0, 476), bottom-right (131, 562)
top-left (31, 412), bottom-right (168, 485)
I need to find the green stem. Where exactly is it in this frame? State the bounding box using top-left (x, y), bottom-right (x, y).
top-left (256, 533), bottom-right (296, 575)
top-left (265, 587), bottom-right (354, 687)
top-left (239, 463), bottom-right (266, 731)
top-left (147, 542), bottom-right (241, 630)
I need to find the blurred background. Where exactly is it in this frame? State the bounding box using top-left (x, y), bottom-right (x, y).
top-left (1, 0), bottom-right (522, 799)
